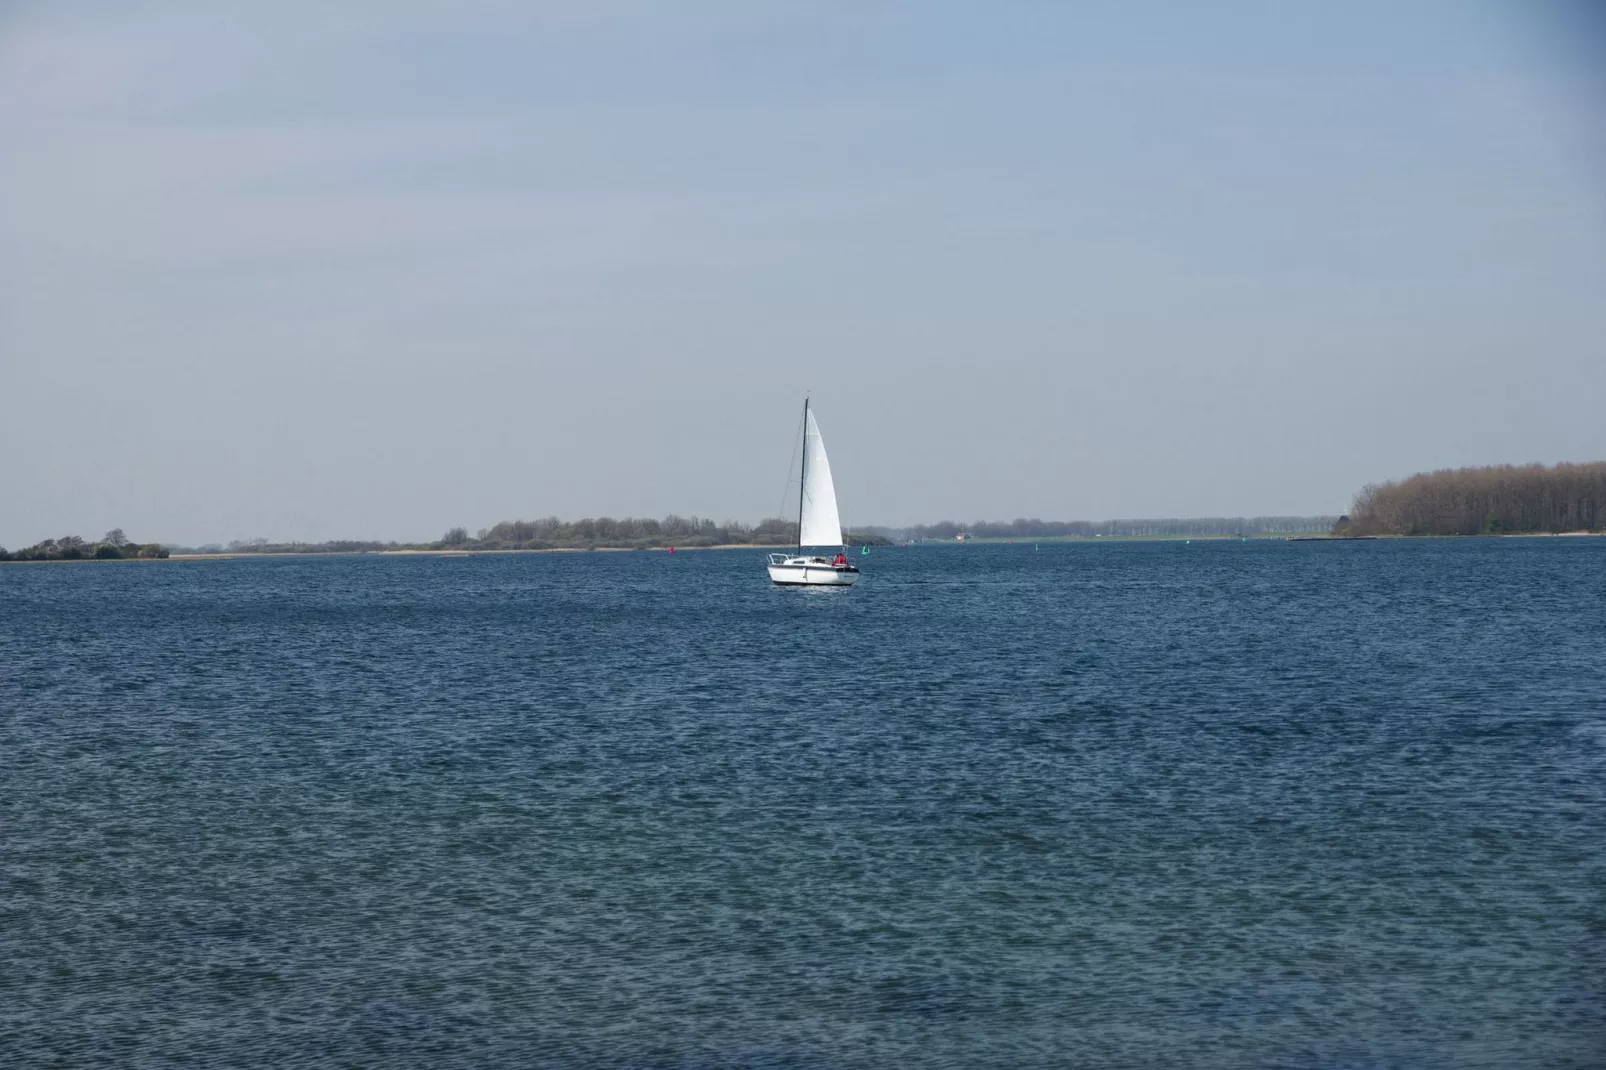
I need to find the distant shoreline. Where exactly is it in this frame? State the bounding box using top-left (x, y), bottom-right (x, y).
top-left (7, 531), bottom-right (1603, 565)
top-left (2, 543), bottom-right (796, 563)
top-left (1288, 531), bottom-right (1604, 542)
top-left (164, 529), bottom-right (1603, 559)
top-left (165, 543), bottom-right (793, 560)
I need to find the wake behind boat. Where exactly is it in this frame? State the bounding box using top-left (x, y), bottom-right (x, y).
top-left (768, 399), bottom-right (860, 587)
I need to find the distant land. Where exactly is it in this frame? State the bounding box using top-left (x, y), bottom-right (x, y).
top-left (863, 516), bottom-right (1337, 542)
top-left (0, 530), bottom-right (168, 562)
top-left (4, 463), bottom-right (1602, 562)
top-left (167, 516), bottom-right (1342, 555)
top-left (3, 517), bottom-right (1334, 560)
top-left (1334, 461), bottom-right (1605, 537)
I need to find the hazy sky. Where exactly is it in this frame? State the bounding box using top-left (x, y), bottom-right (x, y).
top-left (3, 2), bottom-right (1604, 546)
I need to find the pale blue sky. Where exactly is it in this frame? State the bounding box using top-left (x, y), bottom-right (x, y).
top-left (2, 2), bottom-right (1603, 546)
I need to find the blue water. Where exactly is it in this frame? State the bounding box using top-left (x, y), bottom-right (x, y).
top-left (2, 541), bottom-right (1603, 1068)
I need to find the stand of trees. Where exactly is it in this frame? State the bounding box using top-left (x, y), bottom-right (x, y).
top-left (182, 538), bottom-right (407, 554)
top-left (863, 516), bottom-right (1338, 541)
top-left (444, 515), bottom-right (750, 550)
top-left (437, 516), bottom-right (889, 551)
top-left (1335, 462), bottom-right (1606, 536)
top-left (1, 529), bottom-right (168, 561)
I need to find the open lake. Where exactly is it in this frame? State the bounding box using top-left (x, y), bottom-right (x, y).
top-left (2, 540), bottom-right (1603, 1068)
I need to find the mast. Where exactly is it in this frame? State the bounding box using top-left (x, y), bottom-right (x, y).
top-left (797, 396), bottom-right (808, 553)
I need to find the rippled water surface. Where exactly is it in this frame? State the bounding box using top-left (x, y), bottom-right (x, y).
top-left (2, 541), bottom-right (1604, 1068)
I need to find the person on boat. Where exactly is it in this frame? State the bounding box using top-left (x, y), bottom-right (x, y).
top-left (832, 551), bottom-right (848, 567)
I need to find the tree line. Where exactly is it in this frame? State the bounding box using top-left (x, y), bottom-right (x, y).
top-left (15, 513), bottom-right (1349, 560)
top-left (1, 529), bottom-right (169, 561)
top-left (1334, 462), bottom-right (1606, 536)
top-left (438, 515), bottom-right (890, 551)
top-left (177, 537), bottom-right (407, 555)
top-left (864, 516), bottom-right (1339, 541)
top-left (162, 517), bottom-right (889, 554)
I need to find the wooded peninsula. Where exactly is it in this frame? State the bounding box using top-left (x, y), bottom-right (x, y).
top-left (1333, 462), bottom-right (1605, 537)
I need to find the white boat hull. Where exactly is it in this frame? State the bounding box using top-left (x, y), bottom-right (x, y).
top-left (767, 554), bottom-right (860, 586)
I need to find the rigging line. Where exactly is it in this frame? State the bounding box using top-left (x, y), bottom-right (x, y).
top-left (774, 401), bottom-right (806, 533)
top-left (798, 396), bottom-right (809, 554)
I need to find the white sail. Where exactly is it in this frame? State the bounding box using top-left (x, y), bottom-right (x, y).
top-left (798, 408), bottom-right (843, 548)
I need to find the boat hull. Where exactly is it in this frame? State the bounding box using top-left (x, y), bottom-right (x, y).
top-left (767, 556), bottom-right (860, 586)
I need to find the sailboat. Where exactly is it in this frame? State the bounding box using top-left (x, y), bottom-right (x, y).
top-left (767, 399), bottom-right (860, 586)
